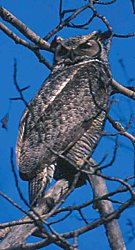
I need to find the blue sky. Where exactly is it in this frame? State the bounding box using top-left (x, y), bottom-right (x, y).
top-left (0, 0), bottom-right (135, 249)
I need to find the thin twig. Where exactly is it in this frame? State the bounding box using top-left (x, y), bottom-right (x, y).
top-left (97, 136), bottom-right (118, 171)
top-left (113, 32), bottom-right (135, 38)
top-left (0, 22), bottom-right (52, 70)
top-left (44, 3), bottom-right (91, 40)
top-left (94, 0), bottom-right (117, 4)
top-left (61, 198), bottom-right (134, 240)
top-left (0, 192), bottom-right (28, 218)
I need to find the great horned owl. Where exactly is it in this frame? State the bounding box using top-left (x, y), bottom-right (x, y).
top-left (16, 31), bottom-right (112, 205)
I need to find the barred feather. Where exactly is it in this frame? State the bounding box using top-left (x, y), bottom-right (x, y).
top-left (16, 31), bottom-right (111, 205)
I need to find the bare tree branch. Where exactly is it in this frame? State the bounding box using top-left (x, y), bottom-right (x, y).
top-left (1, 1), bottom-right (135, 249)
top-left (44, 3), bottom-right (91, 40)
top-left (87, 159), bottom-right (126, 250)
top-left (0, 179), bottom-right (71, 249)
top-left (112, 79), bottom-right (135, 100)
top-left (107, 115), bottom-right (135, 143)
top-left (62, 197), bottom-right (134, 240)
top-left (0, 6), bottom-right (51, 51)
top-left (0, 22), bottom-right (52, 70)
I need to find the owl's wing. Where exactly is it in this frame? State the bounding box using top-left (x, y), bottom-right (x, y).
top-left (16, 65), bottom-right (81, 166)
top-left (16, 109), bottom-right (29, 167)
top-left (16, 63), bottom-right (111, 177)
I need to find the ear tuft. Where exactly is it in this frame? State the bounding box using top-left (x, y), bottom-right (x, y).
top-left (97, 30), bottom-right (112, 40)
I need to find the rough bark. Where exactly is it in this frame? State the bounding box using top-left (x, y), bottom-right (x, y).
top-left (0, 179), bottom-right (70, 249)
top-left (88, 159), bottom-right (126, 250)
top-left (0, 161), bottom-right (126, 250)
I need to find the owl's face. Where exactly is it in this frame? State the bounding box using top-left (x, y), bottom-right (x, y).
top-left (51, 31), bottom-right (110, 66)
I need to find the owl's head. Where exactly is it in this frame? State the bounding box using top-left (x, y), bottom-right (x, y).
top-left (51, 31), bottom-right (111, 67)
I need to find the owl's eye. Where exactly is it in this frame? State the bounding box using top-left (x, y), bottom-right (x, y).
top-left (76, 40), bottom-right (100, 58)
top-left (54, 45), bottom-right (68, 62)
top-left (78, 42), bottom-right (92, 50)
top-left (57, 46), bottom-right (68, 56)
top-left (55, 45), bottom-right (69, 62)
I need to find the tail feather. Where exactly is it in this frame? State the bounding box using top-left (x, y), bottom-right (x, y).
top-left (29, 164), bottom-right (55, 206)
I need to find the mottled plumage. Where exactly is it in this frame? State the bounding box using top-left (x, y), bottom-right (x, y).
top-left (16, 31), bottom-right (112, 205)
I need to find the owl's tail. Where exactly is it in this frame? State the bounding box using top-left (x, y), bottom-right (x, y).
top-left (29, 164), bottom-right (55, 206)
